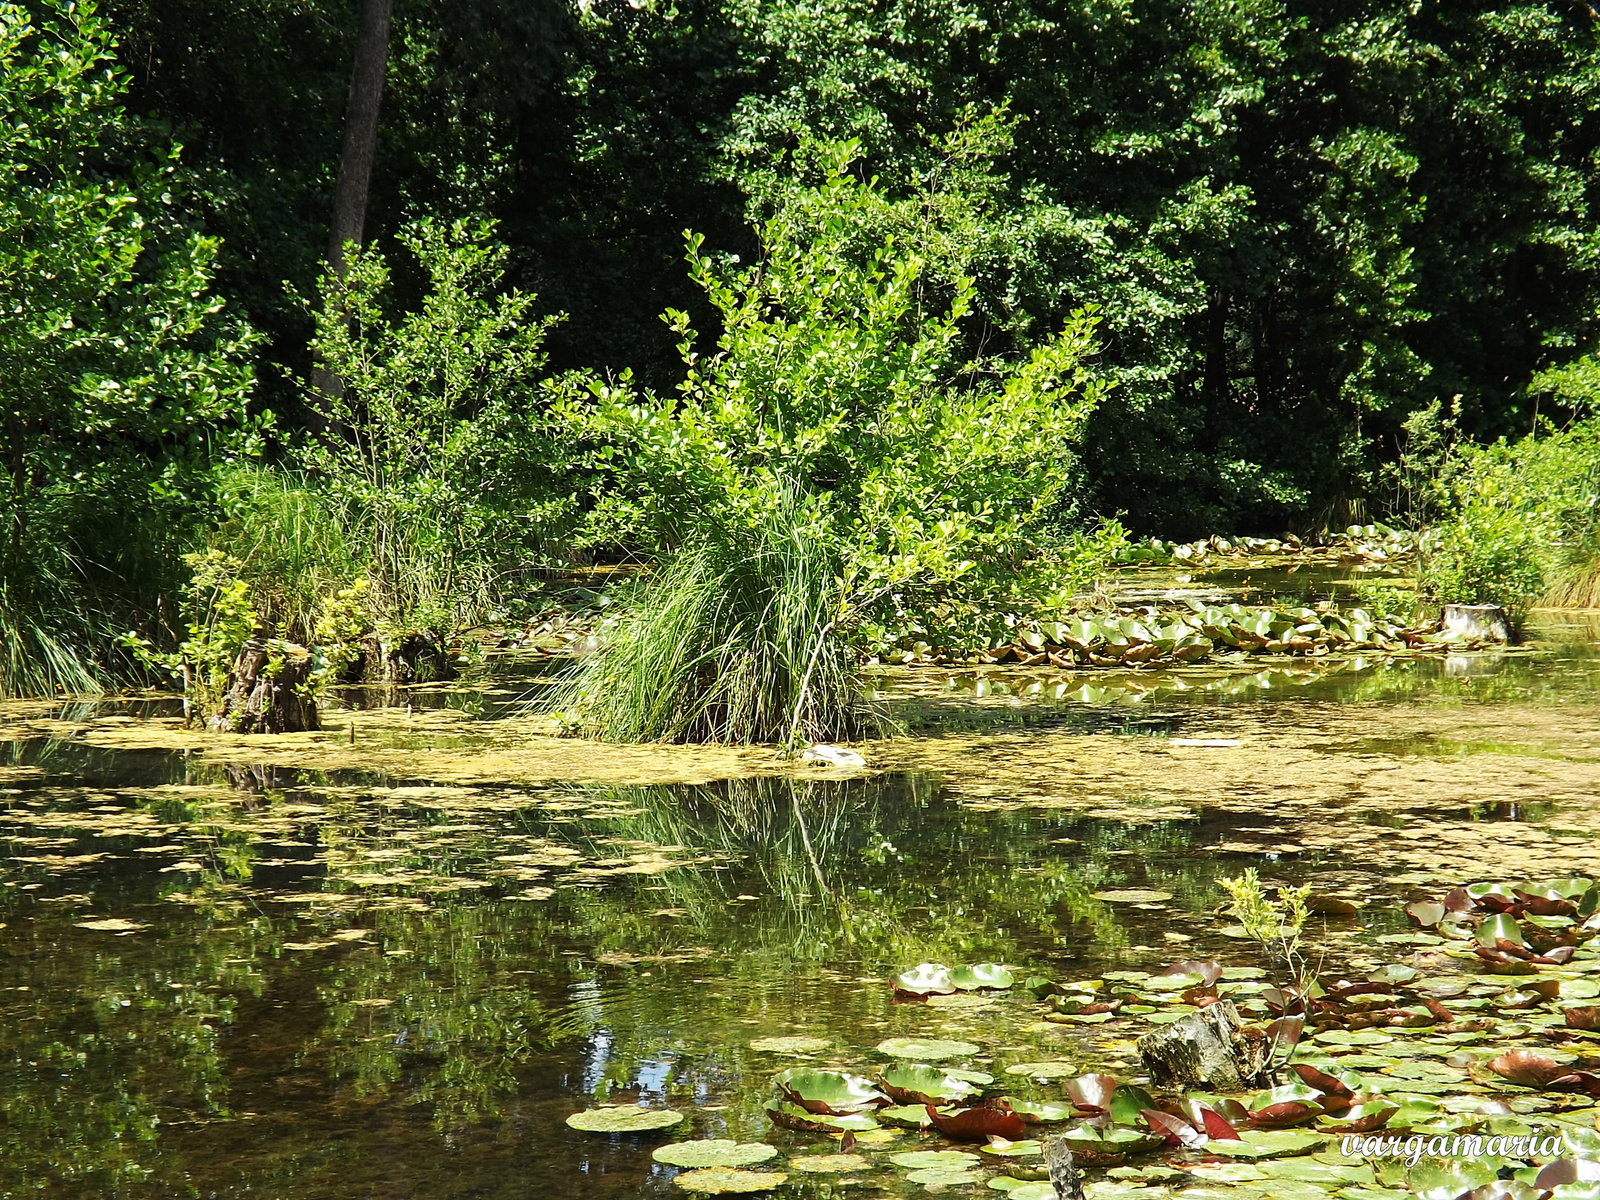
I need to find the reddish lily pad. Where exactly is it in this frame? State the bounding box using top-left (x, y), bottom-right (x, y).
top-left (925, 1101), bottom-right (1027, 1142)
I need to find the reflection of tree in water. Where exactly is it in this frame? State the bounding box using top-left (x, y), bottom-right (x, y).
top-left (311, 902), bottom-right (593, 1131)
top-left (0, 915), bottom-right (265, 1195)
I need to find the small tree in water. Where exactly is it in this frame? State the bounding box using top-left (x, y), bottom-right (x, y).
top-left (559, 136), bottom-right (1112, 744)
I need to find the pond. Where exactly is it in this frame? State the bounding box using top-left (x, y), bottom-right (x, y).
top-left (6, 601), bottom-right (1600, 1198)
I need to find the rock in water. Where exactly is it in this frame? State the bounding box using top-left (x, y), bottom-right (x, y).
top-left (1043, 1137), bottom-right (1084, 1200)
top-left (209, 639), bottom-right (319, 733)
top-left (800, 744), bottom-right (866, 767)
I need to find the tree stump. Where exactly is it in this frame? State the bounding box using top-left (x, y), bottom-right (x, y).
top-left (1136, 1000), bottom-right (1265, 1092)
top-left (209, 639), bottom-right (319, 733)
top-left (343, 631), bottom-right (458, 685)
top-left (1441, 604), bottom-right (1510, 644)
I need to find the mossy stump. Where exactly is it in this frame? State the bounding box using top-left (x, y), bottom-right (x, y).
top-left (209, 639), bottom-right (319, 733)
top-left (1136, 1000), bottom-right (1267, 1091)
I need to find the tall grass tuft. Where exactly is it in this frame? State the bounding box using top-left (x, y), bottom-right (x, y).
top-left (0, 584), bottom-right (102, 698)
top-left (558, 510), bottom-right (878, 745)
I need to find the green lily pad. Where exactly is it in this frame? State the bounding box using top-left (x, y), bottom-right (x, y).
top-left (890, 1151), bottom-right (981, 1170)
top-left (1202, 1130), bottom-right (1329, 1159)
top-left (1006, 1099), bottom-right (1078, 1123)
top-left (749, 1036), bottom-right (831, 1054)
top-left (1003, 1061), bottom-right (1078, 1079)
top-left (894, 963), bottom-right (958, 996)
top-left (988, 1183), bottom-right (1054, 1200)
top-left (951, 963), bottom-right (1015, 991)
top-left (566, 1106), bottom-right (685, 1133)
top-left (876, 1037), bottom-right (979, 1061)
top-left (788, 1155), bottom-right (873, 1174)
top-left (654, 1141), bottom-right (779, 1169)
top-left (907, 1168), bottom-right (981, 1187)
top-left (878, 1104), bottom-right (934, 1128)
top-left (673, 1168), bottom-right (789, 1194)
top-left (775, 1068), bottom-right (886, 1114)
top-left (881, 1064), bottom-right (981, 1104)
top-left (978, 1140), bottom-right (1042, 1158)
top-left (1092, 889), bottom-right (1173, 904)
top-left (945, 1068), bottom-right (995, 1085)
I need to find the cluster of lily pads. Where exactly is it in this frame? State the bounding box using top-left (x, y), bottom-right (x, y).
top-left (1116, 524), bottom-right (1426, 566)
top-left (566, 878), bottom-right (1600, 1199)
top-left (877, 600), bottom-right (1492, 668)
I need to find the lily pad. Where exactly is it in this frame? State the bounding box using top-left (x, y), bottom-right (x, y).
top-left (876, 1037), bottom-right (979, 1061)
top-left (881, 1064), bottom-right (981, 1105)
top-left (1202, 1129), bottom-right (1329, 1159)
top-left (775, 1068), bottom-right (886, 1114)
top-left (567, 1106), bottom-right (685, 1134)
top-left (891, 1151), bottom-right (982, 1170)
top-left (878, 1103), bottom-right (934, 1128)
top-left (988, 1183), bottom-right (1054, 1200)
top-left (1004, 1061), bottom-right (1079, 1079)
top-left (907, 1168), bottom-right (982, 1187)
top-left (1092, 889), bottom-right (1173, 904)
top-left (788, 1154), bottom-right (873, 1174)
top-left (894, 963), bottom-right (958, 997)
top-left (674, 1168), bottom-right (789, 1194)
top-left (749, 1036), bottom-right (831, 1054)
top-left (654, 1141), bottom-right (779, 1169)
top-left (951, 963), bottom-right (1015, 991)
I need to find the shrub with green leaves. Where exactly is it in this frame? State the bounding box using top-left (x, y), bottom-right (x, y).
top-left (0, 1), bottom-right (258, 695)
top-left (559, 139), bottom-right (1112, 742)
top-left (293, 219), bottom-right (568, 633)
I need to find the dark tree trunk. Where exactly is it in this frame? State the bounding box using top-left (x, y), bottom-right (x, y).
top-left (209, 639), bottom-right (320, 734)
top-left (328, 0), bottom-right (394, 274)
top-left (312, 0), bottom-right (394, 418)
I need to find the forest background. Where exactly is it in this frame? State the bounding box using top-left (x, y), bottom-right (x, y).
top-left (8, 0), bottom-right (1600, 730)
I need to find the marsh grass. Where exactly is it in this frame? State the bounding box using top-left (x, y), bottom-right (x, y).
top-left (558, 515), bottom-right (881, 745)
top-left (0, 586), bottom-right (102, 698)
top-left (212, 467), bottom-right (361, 642)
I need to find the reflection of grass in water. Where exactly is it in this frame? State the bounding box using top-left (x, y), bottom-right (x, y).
top-left (552, 775), bottom-right (1212, 971)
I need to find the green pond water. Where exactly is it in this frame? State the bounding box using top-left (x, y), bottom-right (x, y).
top-left (6, 597), bottom-right (1600, 1198)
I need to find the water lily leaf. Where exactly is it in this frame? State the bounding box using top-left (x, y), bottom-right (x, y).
top-left (926, 1101), bottom-right (1028, 1141)
top-left (1142, 1109), bottom-right (1206, 1147)
top-left (1566, 1006), bottom-right (1600, 1031)
top-left (1248, 1100), bottom-right (1325, 1128)
top-left (890, 1151), bottom-right (982, 1170)
top-left (1485, 1050), bottom-right (1570, 1089)
top-left (951, 963), bottom-right (1015, 991)
top-left (1203, 1129), bottom-right (1330, 1159)
top-left (1064, 1073), bottom-right (1118, 1114)
top-left (566, 1106), bottom-right (685, 1133)
top-left (1367, 964), bottom-right (1417, 985)
top-left (775, 1069), bottom-right (887, 1114)
top-left (1291, 1063), bottom-right (1355, 1099)
top-left (1161, 959), bottom-right (1224, 987)
top-left (987, 1184), bottom-right (1054, 1200)
top-left (979, 1139), bottom-right (1042, 1158)
top-left (654, 1141), bottom-right (779, 1169)
top-left (1092, 889), bottom-right (1173, 904)
top-left (787, 1154), bottom-right (872, 1174)
top-left (906, 1167), bottom-right (982, 1187)
top-left (1110, 1084), bottom-right (1157, 1126)
top-left (876, 1037), bottom-right (979, 1061)
top-left (1479, 913), bottom-right (1527, 949)
top-left (1006, 1099), bottom-right (1078, 1123)
top-left (749, 1036), bottom-right (831, 1054)
top-left (1003, 1061), bottom-right (1079, 1080)
top-left (880, 1064), bottom-right (981, 1105)
top-left (894, 964), bottom-right (958, 997)
top-left (877, 1103), bottom-right (935, 1128)
top-left (762, 1100), bottom-right (879, 1133)
top-left (1321, 1102), bottom-right (1399, 1133)
top-left (673, 1168), bottom-right (789, 1194)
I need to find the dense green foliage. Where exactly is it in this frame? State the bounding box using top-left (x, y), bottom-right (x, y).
top-left (14, 0), bottom-right (1600, 707)
top-left (104, 0), bottom-right (1600, 534)
top-left (559, 146), bottom-right (1110, 740)
top-left (0, 2), bottom-right (256, 695)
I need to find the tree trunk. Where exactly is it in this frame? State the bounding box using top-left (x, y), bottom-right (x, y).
top-left (312, 0), bottom-right (394, 418)
top-left (328, 0), bottom-right (394, 275)
top-left (209, 639), bottom-right (320, 734)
